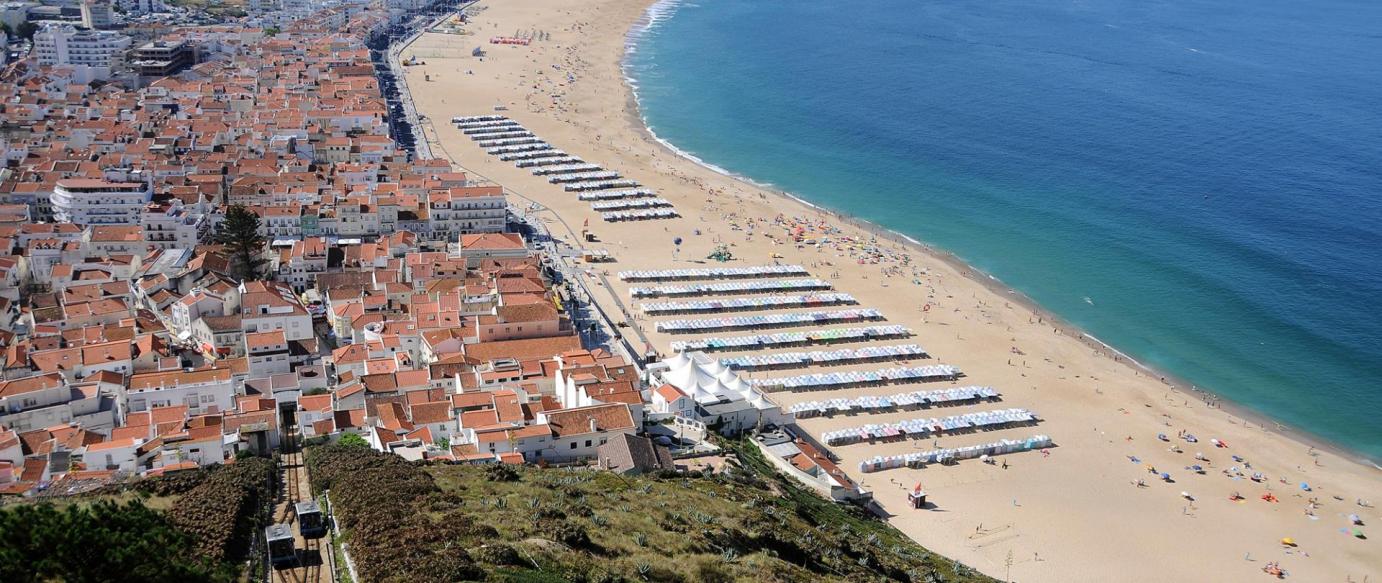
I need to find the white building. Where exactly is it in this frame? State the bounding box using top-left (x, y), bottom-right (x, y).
top-left (240, 280), bottom-right (313, 341)
top-left (648, 352), bottom-right (794, 436)
top-left (533, 403), bottom-right (638, 462)
top-left (0, 373), bottom-right (119, 434)
top-left (142, 199), bottom-right (209, 250)
top-left (169, 285), bottom-right (239, 341)
top-left (33, 24), bottom-right (131, 80)
top-left (79, 0), bottom-right (115, 29)
top-left (427, 186), bottom-right (507, 239)
top-left (81, 437), bottom-right (144, 473)
top-left (126, 368), bottom-right (235, 414)
top-left (245, 330), bottom-right (291, 378)
top-left (51, 178), bottom-right (152, 226)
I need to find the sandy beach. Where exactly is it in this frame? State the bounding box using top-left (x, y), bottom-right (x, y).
top-left (401, 1), bottom-right (1382, 580)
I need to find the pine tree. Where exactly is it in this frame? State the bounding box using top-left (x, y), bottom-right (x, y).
top-left (216, 205), bottom-right (267, 281)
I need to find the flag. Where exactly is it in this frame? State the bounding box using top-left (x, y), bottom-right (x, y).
top-left (914, 482), bottom-right (923, 494)
top-left (583, 218), bottom-right (589, 228)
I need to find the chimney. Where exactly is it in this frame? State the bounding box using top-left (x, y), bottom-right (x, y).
top-left (588, 418), bottom-right (598, 433)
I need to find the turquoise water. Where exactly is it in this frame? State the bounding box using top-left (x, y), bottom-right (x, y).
top-left (626, 0), bottom-right (1382, 459)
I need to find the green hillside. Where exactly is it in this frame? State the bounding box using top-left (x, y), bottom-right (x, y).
top-left (307, 443), bottom-right (994, 583)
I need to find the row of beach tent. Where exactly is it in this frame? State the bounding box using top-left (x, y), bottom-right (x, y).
top-left (620, 264), bottom-right (810, 282)
top-left (461, 124), bottom-right (522, 135)
top-left (602, 208), bottom-right (680, 222)
top-left (630, 278), bottom-right (832, 298)
top-left (472, 130), bottom-right (533, 141)
top-left (721, 344), bottom-right (926, 371)
top-left (654, 308), bottom-right (884, 333)
top-left (578, 188), bottom-right (657, 201)
top-left (516, 155), bottom-right (581, 167)
top-left (565, 178), bottom-right (640, 191)
top-left (857, 435), bottom-right (1054, 473)
top-left (455, 114), bottom-right (677, 220)
top-left (668, 325), bottom-right (912, 352)
top-left (452, 115), bottom-right (510, 125)
top-left (487, 143), bottom-right (551, 155)
top-left (550, 170), bottom-right (621, 183)
top-left (748, 364), bottom-right (960, 391)
top-left (823, 408), bottom-right (1036, 446)
top-left (591, 198), bottom-right (673, 211)
top-left (479, 136), bottom-right (543, 148)
top-left (501, 149), bottom-right (567, 161)
top-left (639, 293), bottom-right (857, 315)
top-left (788, 386), bottom-right (1001, 417)
top-left (466, 126), bottom-right (525, 137)
top-left (533, 163), bottom-right (602, 175)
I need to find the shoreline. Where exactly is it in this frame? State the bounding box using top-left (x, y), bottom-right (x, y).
top-left (612, 0), bottom-right (1378, 470)
top-left (401, 1), bottom-right (1382, 579)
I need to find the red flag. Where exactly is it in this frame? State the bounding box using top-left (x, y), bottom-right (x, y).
top-left (914, 482), bottom-right (923, 494)
top-left (583, 218), bottom-right (589, 228)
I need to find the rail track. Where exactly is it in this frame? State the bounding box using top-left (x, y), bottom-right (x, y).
top-left (271, 421), bottom-right (333, 583)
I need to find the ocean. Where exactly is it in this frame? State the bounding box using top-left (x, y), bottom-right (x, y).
top-left (625, 0), bottom-right (1382, 460)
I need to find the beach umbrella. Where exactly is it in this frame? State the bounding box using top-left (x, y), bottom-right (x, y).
top-left (1349, 514), bottom-right (1363, 525)
top-left (1161, 472), bottom-right (1172, 481)
top-left (1300, 482), bottom-right (1311, 491)
top-left (1354, 529), bottom-right (1366, 539)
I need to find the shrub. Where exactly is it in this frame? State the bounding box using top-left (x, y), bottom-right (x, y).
top-left (484, 462), bottom-right (520, 482)
top-left (0, 500), bottom-right (230, 582)
top-left (164, 458), bottom-right (276, 564)
top-left (473, 543), bottom-right (522, 566)
top-left (336, 432), bottom-right (369, 448)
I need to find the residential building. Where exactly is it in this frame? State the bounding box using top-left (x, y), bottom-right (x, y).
top-left (126, 368), bottom-right (235, 414)
top-left (427, 186), bottom-right (507, 239)
top-left (79, 0), bottom-right (113, 29)
top-left (141, 200), bottom-right (208, 250)
top-left (239, 281), bottom-right (313, 341)
top-left (51, 179), bottom-right (152, 226)
top-left (33, 24), bottom-right (131, 79)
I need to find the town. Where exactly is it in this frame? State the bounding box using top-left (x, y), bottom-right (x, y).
top-left (0, 1), bottom-right (1005, 581)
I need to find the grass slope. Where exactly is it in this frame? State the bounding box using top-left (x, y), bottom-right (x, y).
top-left (311, 442), bottom-right (993, 583)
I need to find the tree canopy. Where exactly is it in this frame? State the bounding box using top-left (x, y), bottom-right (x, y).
top-left (336, 432), bottom-right (369, 448)
top-left (15, 21), bottom-right (38, 41)
top-left (0, 500), bottom-right (230, 583)
top-left (215, 205), bottom-right (267, 281)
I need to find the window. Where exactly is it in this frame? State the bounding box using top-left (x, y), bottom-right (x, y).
top-left (584, 440), bottom-right (591, 448)
top-left (569, 442), bottom-right (576, 450)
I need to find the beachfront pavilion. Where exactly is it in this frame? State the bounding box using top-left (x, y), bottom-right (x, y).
top-left (649, 351), bottom-right (793, 435)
